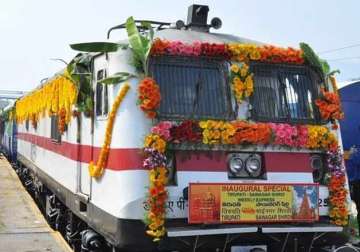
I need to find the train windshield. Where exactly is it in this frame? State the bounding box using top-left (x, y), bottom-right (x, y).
top-left (250, 63), bottom-right (322, 124)
top-left (149, 56), bottom-right (233, 120)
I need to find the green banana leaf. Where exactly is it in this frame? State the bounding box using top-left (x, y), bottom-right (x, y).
top-left (99, 72), bottom-right (135, 85)
top-left (320, 59), bottom-right (330, 75)
top-left (70, 42), bottom-right (122, 53)
top-left (300, 42), bottom-right (332, 76)
top-left (126, 17), bottom-right (151, 72)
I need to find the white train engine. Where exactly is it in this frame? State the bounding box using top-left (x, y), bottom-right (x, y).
top-left (0, 5), bottom-right (351, 252)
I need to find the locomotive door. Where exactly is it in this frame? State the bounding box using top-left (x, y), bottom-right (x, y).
top-left (77, 112), bottom-right (91, 196)
top-left (84, 56), bottom-right (109, 198)
top-left (78, 59), bottom-right (108, 197)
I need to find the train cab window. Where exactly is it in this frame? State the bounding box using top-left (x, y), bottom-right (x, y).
top-left (250, 62), bottom-right (322, 124)
top-left (50, 115), bottom-right (61, 143)
top-left (95, 69), bottom-right (108, 117)
top-left (25, 120), bottom-right (29, 131)
top-left (149, 56), bottom-right (233, 120)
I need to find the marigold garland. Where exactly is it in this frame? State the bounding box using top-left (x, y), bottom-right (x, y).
top-left (231, 121), bottom-right (272, 145)
top-left (143, 141), bottom-right (168, 241)
top-left (199, 120), bottom-right (235, 144)
top-left (89, 83), bottom-right (130, 178)
top-left (138, 77), bottom-right (161, 118)
top-left (230, 63), bottom-right (254, 103)
top-left (327, 149), bottom-right (348, 226)
top-left (307, 125), bottom-right (338, 151)
top-left (58, 108), bottom-right (66, 134)
top-left (258, 45), bottom-right (304, 64)
top-left (16, 75), bottom-right (77, 132)
top-left (228, 43), bottom-right (262, 62)
top-left (315, 86), bottom-right (344, 130)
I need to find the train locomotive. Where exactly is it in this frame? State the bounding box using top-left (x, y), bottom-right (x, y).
top-left (0, 5), bottom-right (353, 252)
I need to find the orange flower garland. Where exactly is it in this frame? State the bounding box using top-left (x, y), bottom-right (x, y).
top-left (58, 108), bottom-right (66, 134)
top-left (150, 39), bottom-right (170, 56)
top-left (231, 121), bottom-right (272, 145)
top-left (258, 45), bottom-right (304, 64)
top-left (138, 77), bottom-right (161, 118)
top-left (327, 150), bottom-right (348, 226)
top-left (143, 135), bottom-right (168, 241)
top-left (315, 86), bottom-right (344, 129)
top-left (89, 83), bottom-right (130, 178)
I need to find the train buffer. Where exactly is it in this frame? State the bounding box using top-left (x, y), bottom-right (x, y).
top-left (0, 154), bottom-right (72, 252)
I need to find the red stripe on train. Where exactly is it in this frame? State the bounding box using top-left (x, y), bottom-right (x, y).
top-left (17, 133), bottom-right (143, 171)
top-left (17, 133), bottom-right (312, 173)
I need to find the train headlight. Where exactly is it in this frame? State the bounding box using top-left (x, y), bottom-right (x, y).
top-left (245, 154), bottom-right (262, 177)
top-left (229, 155), bottom-right (244, 174)
top-left (311, 154), bottom-right (324, 183)
top-left (228, 153), bottom-right (264, 179)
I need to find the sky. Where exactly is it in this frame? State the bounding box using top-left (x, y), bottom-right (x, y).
top-left (0, 0), bottom-right (359, 92)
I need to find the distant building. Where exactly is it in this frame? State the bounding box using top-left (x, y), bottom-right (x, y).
top-left (0, 90), bottom-right (26, 110)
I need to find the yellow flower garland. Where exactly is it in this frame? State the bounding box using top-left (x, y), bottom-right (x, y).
top-left (307, 125), bottom-right (338, 150)
top-left (89, 83), bottom-right (130, 178)
top-left (16, 75), bottom-right (77, 127)
top-left (199, 120), bottom-right (235, 144)
top-left (228, 43), bottom-right (261, 62)
top-left (230, 63), bottom-right (254, 103)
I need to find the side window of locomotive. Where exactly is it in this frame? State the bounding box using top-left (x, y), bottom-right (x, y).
top-left (95, 69), bottom-right (108, 117)
top-left (50, 115), bottom-right (61, 143)
top-left (25, 119), bottom-right (29, 131)
top-left (149, 56), bottom-right (234, 120)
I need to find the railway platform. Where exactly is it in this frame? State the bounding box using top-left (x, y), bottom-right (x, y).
top-left (0, 154), bottom-right (72, 252)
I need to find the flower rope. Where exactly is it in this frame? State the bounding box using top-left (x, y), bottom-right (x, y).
top-left (230, 63), bottom-right (254, 103)
top-left (138, 77), bottom-right (161, 118)
top-left (143, 134), bottom-right (168, 241)
top-left (89, 83), bottom-right (130, 178)
top-left (16, 75), bottom-right (77, 131)
top-left (327, 149), bottom-right (348, 225)
top-left (315, 77), bottom-right (344, 129)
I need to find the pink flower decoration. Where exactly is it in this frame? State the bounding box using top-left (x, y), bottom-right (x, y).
top-left (151, 121), bottom-right (174, 141)
top-left (296, 125), bottom-right (308, 147)
top-left (165, 41), bottom-right (202, 56)
top-left (269, 123), bottom-right (309, 148)
top-left (193, 41), bottom-right (202, 56)
top-left (270, 123), bottom-right (297, 146)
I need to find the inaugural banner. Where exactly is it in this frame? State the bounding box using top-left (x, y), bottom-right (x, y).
top-left (189, 183), bottom-right (319, 224)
